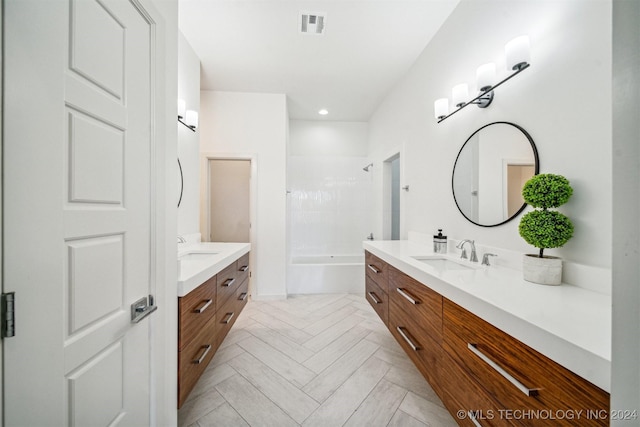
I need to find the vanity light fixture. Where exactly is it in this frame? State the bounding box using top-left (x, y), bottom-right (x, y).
top-left (177, 99), bottom-right (197, 132)
top-left (434, 35), bottom-right (531, 123)
top-left (318, 109), bottom-right (329, 115)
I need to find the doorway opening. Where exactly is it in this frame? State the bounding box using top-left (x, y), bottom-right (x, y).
top-left (383, 153), bottom-right (401, 240)
top-left (206, 159), bottom-right (251, 242)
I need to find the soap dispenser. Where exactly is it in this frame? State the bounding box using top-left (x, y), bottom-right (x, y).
top-left (433, 229), bottom-right (447, 254)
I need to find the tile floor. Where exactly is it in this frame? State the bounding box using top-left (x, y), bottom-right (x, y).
top-left (178, 293), bottom-right (457, 427)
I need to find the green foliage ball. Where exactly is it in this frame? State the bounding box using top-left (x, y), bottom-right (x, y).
top-left (521, 174), bottom-right (573, 209)
top-left (518, 210), bottom-right (574, 250)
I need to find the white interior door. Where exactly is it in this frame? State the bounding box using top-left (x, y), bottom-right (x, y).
top-left (4, 0), bottom-right (158, 424)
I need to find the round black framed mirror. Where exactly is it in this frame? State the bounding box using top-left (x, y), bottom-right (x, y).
top-left (452, 122), bottom-right (539, 227)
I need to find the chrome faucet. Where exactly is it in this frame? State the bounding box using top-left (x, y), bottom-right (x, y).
top-left (366, 233), bottom-right (374, 241)
top-left (177, 236), bottom-right (186, 244)
top-left (481, 253), bottom-right (497, 266)
top-left (456, 239), bottom-right (478, 262)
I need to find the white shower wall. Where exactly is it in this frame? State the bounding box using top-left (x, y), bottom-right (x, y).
top-left (288, 155), bottom-right (372, 256)
top-left (287, 120), bottom-right (370, 295)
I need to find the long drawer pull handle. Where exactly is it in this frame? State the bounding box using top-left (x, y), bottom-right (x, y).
top-left (222, 312), bottom-right (235, 324)
top-left (396, 326), bottom-right (420, 351)
top-left (194, 299), bottom-right (212, 313)
top-left (468, 411), bottom-right (482, 427)
top-left (367, 291), bottom-right (381, 304)
top-left (239, 265), bottom-right (249, 272)
top-left (193, 344), bottom-right (212, 364)
top-left (467, 343), bottom-right (538, 397)
top-left (396, 287), bottom-right (420, 304)
top-left (222, 278), bottom-right (235, 287)
top-left (367, 264), bottom-right (381, 274)
top-left (238, 292), bottom-right (248, 301)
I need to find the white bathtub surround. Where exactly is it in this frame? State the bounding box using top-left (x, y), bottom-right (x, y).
top-left (288, 255), bottom-right (365, 295)
top-left (364, 239), bottom-right (611, 392)
top-left (178, 241), bottom-right (250, 296)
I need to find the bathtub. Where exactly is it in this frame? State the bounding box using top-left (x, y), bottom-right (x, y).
top-left (287, 255), bottom-right (365, 295)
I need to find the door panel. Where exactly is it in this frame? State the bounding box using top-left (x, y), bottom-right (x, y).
top-left (4, 0), bottom-right (156, 425)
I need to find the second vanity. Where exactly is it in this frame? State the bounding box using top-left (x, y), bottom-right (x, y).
top-left (364, 240), bottom-right (611, 426)
top-left (177, 242), bottom-right (250, 408)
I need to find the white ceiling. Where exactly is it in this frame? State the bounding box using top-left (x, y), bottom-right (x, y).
top-left (179, 0), bottom-right (459, 121)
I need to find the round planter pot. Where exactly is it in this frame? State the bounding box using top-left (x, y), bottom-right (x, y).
top-left (522, 254), bottom-right (562, 286)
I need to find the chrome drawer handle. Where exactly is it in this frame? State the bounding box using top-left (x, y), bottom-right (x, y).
top-left (396, 287), bottom-right (420, 304)
top-left (367, 291), bottom-right (381, 304)
top-left (222, 312), bottom-right (235, 324)
top-left (193, 344), bottom-right (212, 364)
top-left (222, 278), bottom-right (235, 287)
top-left (467, 343), bottom-right (538, 397)
top-left (468, 411), bottom-right (482, 427)
top-left (367, 264), bottom-right (381, 274)
top-left (396, 326), bottom-right (420, 351)
top-left (239, 265), bottom-right (249, 272)
top-left (238, 292), bottom-right (247, 301)
top-left (194, 299), bottom-right (212, 313)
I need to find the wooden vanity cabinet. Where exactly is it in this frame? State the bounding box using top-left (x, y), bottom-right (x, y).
top-left (363, 250), bottom-right (610, 427)
top-left (442, 298), bottom-right (609, 426)
top-left (178, 252), bottom-right (250, 408)
top-left (388, 266), bottom-right (443, 389)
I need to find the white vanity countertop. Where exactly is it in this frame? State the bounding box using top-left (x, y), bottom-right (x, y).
top-left (364, 240), bottom-right (611, 392)
top-left (177, 242), bottom-right (250, 297)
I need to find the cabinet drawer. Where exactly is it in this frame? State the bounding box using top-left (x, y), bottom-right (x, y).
top-left (236, 252), bottom-right (250, 284)
top-left (365, 251), bottom-right (388, 289)
top-left (389, 267), bottom-right (442, 344)
top-left (439, 353), bottom-right (508, 427)
top-left (443, 299), bottom-right (609, 426)
top-left (365, 276), bottom-right (388, 325)
top-left (216, 278), bottom-right (248, 347)
top-left (389, 298), bottom-right (442, 386)
top-left (178, 314), bottom-right (218, 408)
top-left (178, 275), bottom-right (217, 351)
top-left (216, 261), bottom-right (239, 311)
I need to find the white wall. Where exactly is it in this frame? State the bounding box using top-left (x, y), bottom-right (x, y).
top-left (200, 91), bottom-right (288, 299)
top-left (611, 0), bottom-right (640, 420)
top-left (177, 32), bottom-right (200, 236)
top-left (368, 0), bottom-right (612, 286)
top-left (288, 121), bottom-right (371, 258)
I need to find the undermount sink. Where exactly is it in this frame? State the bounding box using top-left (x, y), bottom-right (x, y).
top-left (178, 251), bottom-right (218, 262)
top-left (411, 255), bottom-right (476, 271)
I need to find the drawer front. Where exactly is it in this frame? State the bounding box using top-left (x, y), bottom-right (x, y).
top-left (443, 299), bottom-right (609, 425)
top-left (389, 267), bottom-right (442, 344)
top-left (365, 276), bottom-right (388, 325)
top-left (178, 314), bottom-right (218, 408)
top-left (389, 298), bottom-right (441, 386)
top-left (236, 251), bottom-right (250, 284)
top-left (365, 251), bottom-right (388, 289)
top-left (216, 279), bottom-right (247, 347)
top-left (216, 261), bottom-right (240, 310)
top-left (178, 275), bottom-right (217, 351)
top-left (439, 353), bottom-right (509, 427)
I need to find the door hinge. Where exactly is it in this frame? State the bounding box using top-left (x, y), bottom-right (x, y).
top-left (2, 292), bottom-right (16, 338)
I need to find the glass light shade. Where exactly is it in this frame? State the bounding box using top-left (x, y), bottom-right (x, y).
top-left (505, 35), bottom-right (531, 71)
top-left (476, 63), bottom-right (496, 92)
top-left (185, 110), bottom-right (198, 128)
top-left (452, 83), bottom-right (469, 108)
top-left (434, 98), bottom-right (449, 119)
top-left (177, 99), bottom-right (186, 118)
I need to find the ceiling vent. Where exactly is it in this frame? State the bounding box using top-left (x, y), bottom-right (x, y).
top-left (299, 12), bottom-right (326, 35)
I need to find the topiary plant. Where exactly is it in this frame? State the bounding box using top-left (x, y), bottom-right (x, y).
top-left (518, 174), bottom-right (574, 258)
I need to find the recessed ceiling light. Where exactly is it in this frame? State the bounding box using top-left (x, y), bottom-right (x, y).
top-left (318, 109), bottom-right (329, 115)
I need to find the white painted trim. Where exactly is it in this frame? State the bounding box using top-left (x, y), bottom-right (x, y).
top-left (200, 152), bottom-right (257, 298)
